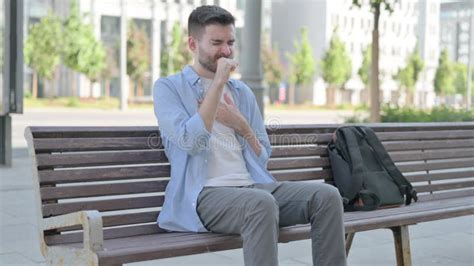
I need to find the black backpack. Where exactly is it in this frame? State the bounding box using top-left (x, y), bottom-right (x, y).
top-left (327, 126), bottom-right (417, 211)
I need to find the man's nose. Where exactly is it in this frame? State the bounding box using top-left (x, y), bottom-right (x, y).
top-left (220, 45), bottom-right (232, 57)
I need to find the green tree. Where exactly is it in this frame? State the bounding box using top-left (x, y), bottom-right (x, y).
top-left (262, 33), bottom-right (284, 103)
top-left (100, 46), bottom-right (119, 98)
top-left (63, 0), bottom-right (106, 96)
top-left (358, 45), bottom-right (372, 88)
top-left (434, 49), bottom-right (455, 97)
top-left (24, 12), bottom-right (62, 98)
top-left (453, 63), bottom-right (467, 95)
top-left (353, 0), bottom-right (397, 122)
top-left (453, 63), bottom-right (474, 106)
top-left (160, 21), bottom-right (192, 76)
top-left (287, 27), bottom-right (316, 105)
top-left (393, 46), bottom-right (424, 105)
top-left (321, 28), bottom-right (352, 106)
top-left (127, 20), bottom-right (150, 97)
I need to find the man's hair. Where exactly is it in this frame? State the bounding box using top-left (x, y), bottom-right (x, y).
top-left (188, 5), bottom-right (235, 38)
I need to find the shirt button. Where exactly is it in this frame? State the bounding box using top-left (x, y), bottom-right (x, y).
top-left (204, 159), bottom-right (208, 163)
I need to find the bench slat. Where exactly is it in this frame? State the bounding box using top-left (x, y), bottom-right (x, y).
top-left (269, 133), bottom-right (332, 145)
top-left (271, 170), bottom-right (331, 182)
top-left (46, 223), bottom-right (163, 245)
top-left (34, 137), bottom-right (164, 152)
top-left (42, 196), bottom-right (164, 217)
top-left (415, 180), bottom-right (474, 193)
top-left (268, 157), bottom-right (329, 170)
top-left (397, 158), bottom-right (474, 172)
top-left (30, 127), bottom-right (160, 138)
top-left (343, 195), bottom-right (471, 221)
top-left (383, 139), bottom-right (474, 152)
top-left (376, 130), bottom-right (474, 141)
top-left (271, 146), bottom-right (325, 157)
top-left (406, 170), bottom-right (474, 182)
top-left (52, 211), bottom-right (161, 233)
top-left (417, 189), bottom-right (474, 201)
top-left (389, 148), bottom-right (474, 162)
top-left (36, 150), bottom-right (169, 168)
top-left (40, 181), bottom-right (168, 200)
top-left (97, 234), bottom-right (242, 265)
top-left (39, 166), bottom-right (170, 185)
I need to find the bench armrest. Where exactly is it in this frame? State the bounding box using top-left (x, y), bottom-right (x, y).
top-left (43, 210), bottom-right (103, 252)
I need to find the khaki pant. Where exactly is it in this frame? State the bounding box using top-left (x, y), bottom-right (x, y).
top-left (197, 181), bottom-right (347, 266)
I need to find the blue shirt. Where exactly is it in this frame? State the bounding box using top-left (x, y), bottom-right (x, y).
top-left (153, 65), bottom-right (276, 232)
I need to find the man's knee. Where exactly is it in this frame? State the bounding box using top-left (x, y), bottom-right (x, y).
top-left (245, 191), bottom-right (279, 221)
top-left (311, 184), bottom-right (343, 211)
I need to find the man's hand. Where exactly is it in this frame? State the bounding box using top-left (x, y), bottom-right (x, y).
top-left (214, 58), bottom-right (238, 85)
top-left (216, 93), bottom-right (247, 135)
top-left (216, 93), bottom-right (261, 156)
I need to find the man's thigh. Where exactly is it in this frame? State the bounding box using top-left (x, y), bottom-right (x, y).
top-left (197, 186), bottom-right (277, 234)
top-left (271, 181), bottom-right (337, 227)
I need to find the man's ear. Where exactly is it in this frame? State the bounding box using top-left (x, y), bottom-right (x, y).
top-left (188, 36), bottom-right (197, 52)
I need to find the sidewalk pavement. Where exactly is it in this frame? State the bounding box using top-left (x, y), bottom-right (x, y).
top-left (1, 108), bottom-right (473, 265)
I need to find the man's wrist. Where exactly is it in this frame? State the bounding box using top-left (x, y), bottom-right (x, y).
top-left (238, 122), bottom-right (252, 138)
top-left (212, 77), bottom-right (227, 88)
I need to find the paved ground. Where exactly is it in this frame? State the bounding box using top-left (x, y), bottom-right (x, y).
top-left (1, 108), bottom-right (473, 265)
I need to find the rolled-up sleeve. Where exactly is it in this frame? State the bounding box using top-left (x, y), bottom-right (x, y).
top-left (153, 78), bottom-right (211, 155)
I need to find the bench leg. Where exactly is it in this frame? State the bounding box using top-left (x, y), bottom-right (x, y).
top-left (345, 233), bottom-right (355, 256)
top-left (390, 225), bottom-right (412, 266)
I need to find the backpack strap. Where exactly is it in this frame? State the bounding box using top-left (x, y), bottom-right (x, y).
top-left (357, 126), bottom-right (418, 205)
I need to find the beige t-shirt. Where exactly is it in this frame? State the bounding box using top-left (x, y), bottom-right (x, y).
top-left (200, 77), bottom-right (254, 187)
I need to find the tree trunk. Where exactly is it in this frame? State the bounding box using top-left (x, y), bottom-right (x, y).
top-left (32, 72), bottom-right (38, 98)
top-left (90, 80), bottom-right (94, 98)
top-left (289, 83), bottom-right (296, 105)
top-left (129, 79), bottom-right (135, 101)
top-left (138, 80), bottom-right (143, 97)
top-left (370, 4), bottom-right (381, 122)
top-left (406, 91), bottom-right (414, 106)
top-left (105, 79), bottom-right (110, 98)
top-left (71, 69), bottom-right (77, 97)
top-left (326, 85), bottom-right (336, 107)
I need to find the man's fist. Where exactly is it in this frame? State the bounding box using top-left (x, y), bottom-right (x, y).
top-left (214, 58), bottom-right (238, 84)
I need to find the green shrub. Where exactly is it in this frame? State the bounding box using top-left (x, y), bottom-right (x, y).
top-left (24, 90), bottom-right (32, 99)
top-left (381, 105), bottom-right (474, 122)
top-left (66, 97), bottom-right (80, 107)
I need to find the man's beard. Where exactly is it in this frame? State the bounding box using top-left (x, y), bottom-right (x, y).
top-left (199, 56), bottom-right (218, 73)
top-left (198, 52), bottom-right (232, 73)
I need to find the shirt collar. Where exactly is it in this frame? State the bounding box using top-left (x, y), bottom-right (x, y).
top-left (183, 65), bottom-right (239, 89)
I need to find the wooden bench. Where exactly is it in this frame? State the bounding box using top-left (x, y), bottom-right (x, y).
top-left (25, 122), bottom-right (474, 265)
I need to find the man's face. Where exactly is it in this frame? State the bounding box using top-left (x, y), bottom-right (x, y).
top-left (191, 24), bottom-right (236, 73)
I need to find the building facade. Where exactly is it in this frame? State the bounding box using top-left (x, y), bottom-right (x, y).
top-left (24, 0), bottom-right (242, 100)
top-left (271, 0), bottom-right (440, 107)
top-left (440, 0), bottom-right (472, 65)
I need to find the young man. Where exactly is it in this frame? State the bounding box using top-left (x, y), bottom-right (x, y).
top-left (153, 5), bottom-right (346, 266)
